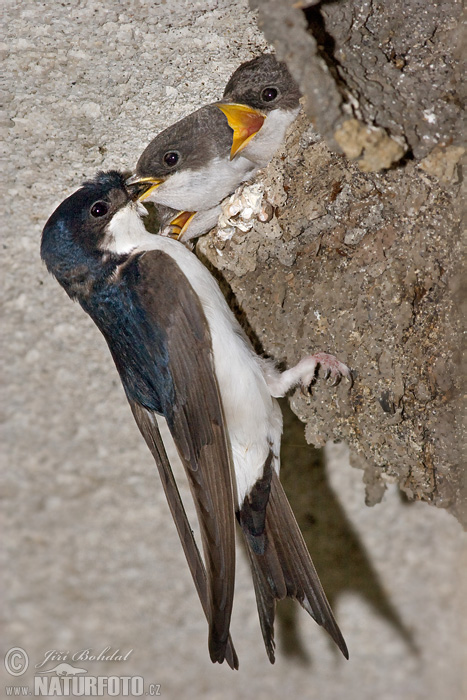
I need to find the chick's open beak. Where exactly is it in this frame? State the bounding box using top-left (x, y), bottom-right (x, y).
top-left (217, 103), bottom-right (265, 159)
top-left (170, 211), bottom-right (196, 239)
top-left (125, 175), bottom-right (164, 202)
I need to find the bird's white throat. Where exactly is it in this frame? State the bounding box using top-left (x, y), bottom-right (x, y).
top-left (102, 202), bottom-right (153, 254)
top-left (243, 106), bottom-right (300, 167)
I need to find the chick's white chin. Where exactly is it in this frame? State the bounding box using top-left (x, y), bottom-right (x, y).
top-left (145, 155), bottom-right (258, 211)
top-left (242, 106), bottom-right (300, 167)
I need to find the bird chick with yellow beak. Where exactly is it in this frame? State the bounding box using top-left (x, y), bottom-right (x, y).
top-left (127, 54), bottom-right (301, 241)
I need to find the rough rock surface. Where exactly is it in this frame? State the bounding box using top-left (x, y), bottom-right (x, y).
top-left (198, 110), bottom-right (464, 523)
top-left (251, 0), bottom-right (464, 163)
top-left (196, 1), bottom-right (465, 523)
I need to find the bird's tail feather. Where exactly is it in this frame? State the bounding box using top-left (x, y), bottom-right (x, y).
top-left (130, 401), bottom-right (238, 669)
top-left (241, 468), bottom-right (348, 663)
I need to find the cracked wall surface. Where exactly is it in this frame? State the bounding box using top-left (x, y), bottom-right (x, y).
top-left (251, 0), bottom-right (464, 161)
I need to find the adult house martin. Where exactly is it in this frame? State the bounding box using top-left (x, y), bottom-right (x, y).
top-left (41, 171), bottom-right (350, 667)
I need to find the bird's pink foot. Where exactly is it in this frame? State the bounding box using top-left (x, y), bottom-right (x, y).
top-left (297, 352), bottom-right (352, 394)
top-left (263, 351), bottom-right (352, 398)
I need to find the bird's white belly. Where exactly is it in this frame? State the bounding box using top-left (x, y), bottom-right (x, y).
top-left (206, 310), bottom-right (279, 505)
top-left (152, 237), bottom-right (279, 506)
top-left (106, 206), bottom-right (281, 505)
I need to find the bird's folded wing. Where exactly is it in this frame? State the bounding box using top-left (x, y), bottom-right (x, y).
top-left (131, 249), bottom-right (236, 666)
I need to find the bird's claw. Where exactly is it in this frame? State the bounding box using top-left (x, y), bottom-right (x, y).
top-left (298, 352), bottom-right (352, 394)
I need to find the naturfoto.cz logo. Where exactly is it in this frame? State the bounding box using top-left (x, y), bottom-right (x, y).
top-left (4, 647), bottom-right (161, 697)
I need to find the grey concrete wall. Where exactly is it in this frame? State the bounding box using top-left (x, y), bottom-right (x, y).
top-left (1, 2), bottom-right (465, 699)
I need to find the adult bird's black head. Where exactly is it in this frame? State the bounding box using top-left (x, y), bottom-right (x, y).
top-left (41, 171), bottom-right (150, 300)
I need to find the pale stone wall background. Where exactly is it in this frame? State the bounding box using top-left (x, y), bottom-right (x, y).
top-left (1, 2), bottom-right (465, 698)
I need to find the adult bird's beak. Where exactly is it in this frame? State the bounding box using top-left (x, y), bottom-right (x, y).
top-left (216, 103), bottom-right (265, 159)
top-left (126, 174), bottom-right (165, 201)
top-left (169, 211), bottom-right (197, 239)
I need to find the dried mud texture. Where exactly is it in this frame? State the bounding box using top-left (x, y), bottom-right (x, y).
top-left (197, 111), bottom-right (464, 524)
top-left (250, 0), bottom-right (464, 166)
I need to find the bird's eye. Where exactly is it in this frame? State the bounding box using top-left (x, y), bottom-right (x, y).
top-left (261, 86), bottom-right (278, 102)
top-left (90, 201), bottom-right (109, 218)
top-left (163, 151), bottom-right (179, 167)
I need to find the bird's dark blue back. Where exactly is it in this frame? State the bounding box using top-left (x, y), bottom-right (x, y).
top-left (79, 254), bottom-right (176, 418)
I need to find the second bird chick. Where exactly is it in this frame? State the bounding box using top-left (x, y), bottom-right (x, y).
top-left (128, 54), bottom-right (301, 241)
